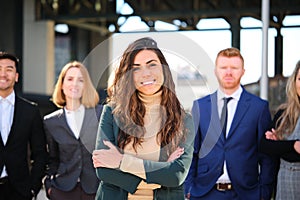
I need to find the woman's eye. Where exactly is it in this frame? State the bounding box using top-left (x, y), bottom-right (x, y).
top-left (132, 67), bottom-right (140, 72)
top-left (148, 63), bottom-right (158, 68)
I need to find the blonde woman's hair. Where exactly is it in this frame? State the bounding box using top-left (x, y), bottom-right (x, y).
top-left (52, 61), bottom-right (99, 108)
top-left (276, 60), bottom-right (300, 139)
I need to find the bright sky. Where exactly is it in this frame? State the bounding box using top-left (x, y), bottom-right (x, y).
top-left (113, 0), bottom-right (300, 85)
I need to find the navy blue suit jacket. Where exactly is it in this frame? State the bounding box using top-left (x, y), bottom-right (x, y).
top-left (185, 88), bottom-right (276, 200)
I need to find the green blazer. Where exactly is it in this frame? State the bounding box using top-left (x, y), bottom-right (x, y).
top-left (95, 105), bottom-right (195, 200)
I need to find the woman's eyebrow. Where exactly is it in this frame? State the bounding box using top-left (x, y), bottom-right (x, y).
top-left (133, 59), bottom-right (158, 66)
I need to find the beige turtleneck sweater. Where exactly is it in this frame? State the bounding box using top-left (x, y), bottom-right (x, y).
top-left (119, 91), bottom-right (163, 199)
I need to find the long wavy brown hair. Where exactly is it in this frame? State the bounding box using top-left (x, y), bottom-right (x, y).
top-left (107, 37), bottom-right (186, 155)
top-left (276, 60), bottom-right (300, 139)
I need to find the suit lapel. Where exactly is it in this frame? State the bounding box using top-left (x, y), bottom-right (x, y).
top-left (207, 92), bottom-right (225, 142)
top-left (59, 109), bottom-right (76, 138)
top-left (199, 92), bottom-right (224, 158)
top-left (210, 92), bottom-right (225, 143)
top-left (79, 107), bottom-right (98, 138)
top-left (0, 134), bottom-right (4, 147)
top-left (211, 92), bottom-right (222, 124)
top-left (227, 90), bottom-right (250, 139)
top-left (79, 107), bottom-right (99, 153)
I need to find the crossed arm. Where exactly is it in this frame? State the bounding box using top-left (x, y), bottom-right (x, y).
top-left (93, 105), bottom-right (194, 193)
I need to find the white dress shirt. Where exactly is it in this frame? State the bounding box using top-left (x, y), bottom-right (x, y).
top-left (0, 91), bottom-right (15, 178)
top-left (64, 104), bottom-right (85, 139)
top-left (216, 86), bottom-right (242, 183)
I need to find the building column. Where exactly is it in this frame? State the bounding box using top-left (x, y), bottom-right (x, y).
top-left (0, 0), bottom-right (23, 93)
top-left (23, 0), bottom-right (55, 95)
top-left (83, 32), bottom-right (111, 102)
top-left (230, 16), bottom-right (241, 49)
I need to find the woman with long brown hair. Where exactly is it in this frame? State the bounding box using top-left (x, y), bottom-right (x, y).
top-left (92, 37), bottom-right (195, 200)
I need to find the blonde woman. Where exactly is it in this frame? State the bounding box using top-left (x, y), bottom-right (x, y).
top-left (260, 60), bottom-right (300, 200)
top-left (44, 61), bottom-right (102, 200)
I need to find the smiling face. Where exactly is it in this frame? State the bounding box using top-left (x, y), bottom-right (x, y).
top-left (0, 58), bottom-right (19, 98)
top-left (132, 50), bottom-right (164, 95)
top-left (215, 55), bottom-right (245, 95)
top-left (62, 67), bottom-right (84, 105)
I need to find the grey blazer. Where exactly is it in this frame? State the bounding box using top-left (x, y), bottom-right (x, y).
top-left (43, 105), bottom-right (102, 194)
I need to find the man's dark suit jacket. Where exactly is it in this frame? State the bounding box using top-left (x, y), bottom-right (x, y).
top-left (0, 95), bottom-right (48, 197)
top-left (43, 105), bottom-right (102, 195)
top-left (185, 88), bottom-right (277, 200)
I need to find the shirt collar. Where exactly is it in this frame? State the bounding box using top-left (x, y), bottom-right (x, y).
top-left (64, 104), bottom-right (84, 114)
top-left (217, 85), bottom-right (243, 101)
top-left (0, 91), bottom-right (15, 106)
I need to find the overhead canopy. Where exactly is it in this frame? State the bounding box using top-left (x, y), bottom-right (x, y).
top-left (36, 0), bottom-right (300, 33)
